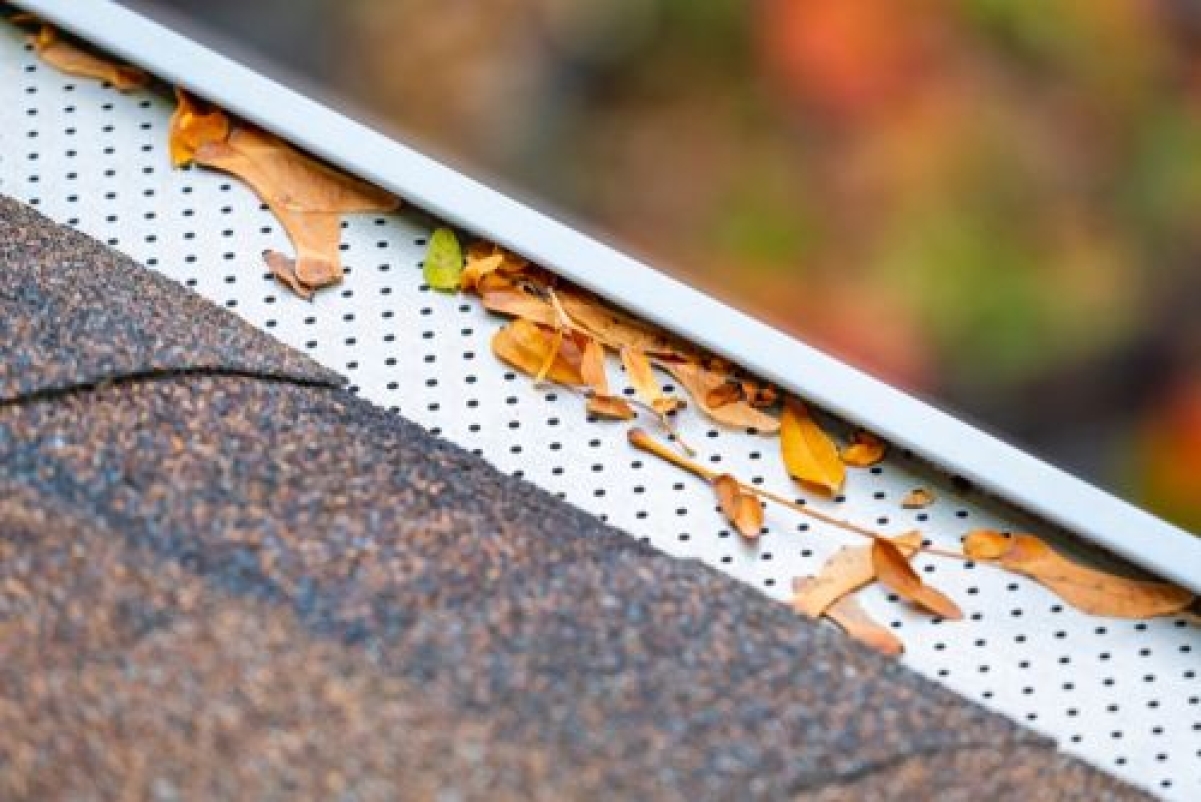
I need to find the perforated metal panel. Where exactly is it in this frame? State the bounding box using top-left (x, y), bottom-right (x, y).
top-left (1, 23), bottom-right (1198, 800)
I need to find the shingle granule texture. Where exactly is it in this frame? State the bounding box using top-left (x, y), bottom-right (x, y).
top-left (0, 195), bottom-right (1144, 800)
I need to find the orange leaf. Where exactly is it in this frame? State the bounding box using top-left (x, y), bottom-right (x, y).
top-left (491, 319), bottom-right (584, 386)
top-left (962, 530), bottom-right (1195, 618)
top-left (168, 87), bottom-right (230, 168)
top-left (841, 430), bottom-right (887, 467)
top-left (661, 361), bottom-right (780, 433)
top-left (901, 488), bottom-right (935, 509)
top-left (871, 539), bottom-right (963, 620)
top-left (32, 25), bottom-right (148, 92)
top-left (792, 532), bottom-right (922, 617)
top-left (713, 474), bottom-right (763, 540)
top-left (461, 253), bottom-right (505, 293)
top-left (559, 291), bottom-right (698, 361)
top-left (793, 577), bottom-right (903, 656)
top-left (479, 285), bottom-right (558, 327)
top-left (580, 338), bottom-right (635, 420)
top-left (781, 397), bottom-right (845, 495)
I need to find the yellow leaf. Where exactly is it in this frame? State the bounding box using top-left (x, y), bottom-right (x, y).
top-left (491, 319), bottom-right (584, 386)
top-left (168, 88), bottom-right (230, 168)
top-left (901, 488), bottom-right (936, 509)
top-left (580, 338), bottom-right (635, 420)
top-left (792, 532), bottom-right (922, 618)
top-left (793, 577), bottom-right (903, 656)
top-left (871, 539), bottom-right (964, 620)
top-left (661, 361), bottom-right (780, 433)
top-left (841, 430), bottom-right (887, 467)
top-left (32, 25), bottom-right (148, 92)
top-left (781, 397), bottom-right (845, 495)
top-left (962, 530), bottom-right (1195, 618)
top-left (621, 347), bottom-right (681, 415)
top-left (713, 474), bottom-right (763, 540)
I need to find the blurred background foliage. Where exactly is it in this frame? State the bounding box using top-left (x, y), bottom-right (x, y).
top-left (156, 0), bottom-right (1201, 531)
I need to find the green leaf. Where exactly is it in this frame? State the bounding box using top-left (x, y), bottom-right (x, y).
top-left (424, 227), bottom-right (463, 292)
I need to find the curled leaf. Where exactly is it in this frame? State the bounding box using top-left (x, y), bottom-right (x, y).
top-left (424, 227), bottom-right (464, 292)
top-left (461, 253), bottom-right (505, 293)
top-left (661, 361), bottom-right (780, 433)
top-left (841, 430), bottom-right (887, 467)
top-left (713, 474), bottom-right (763, 540)
top-left (871, 539), bottom-right (963, 620)
top-left (559, 290), bottom-right (699, 361)
top-left (32, 25), bottom-right (148, 91)
top-left (580, 338), bottom-right (635, 420)
top-left (781, 397), bottom-right (845, 496)
top-left (792, 532), bottom-right (922, 618)
top-left (491, 319), bottom-right (584, 385)
top-left (901, 488), bottom-right (936, 509)
top-left (963, 530), bottom-right (1195, 618)
top-left (793, 578), bottom-right (903, 656)
top-left (168, 87), bottom-right (230, 167)
top-left (742, 381), bottom-right (779, 409)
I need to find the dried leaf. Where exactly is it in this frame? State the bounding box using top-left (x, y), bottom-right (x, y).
top-left (841, 430), bottom-right (887, 467)
top-left (705, 381), bottom-right (742, 409)
top-left (962, 530), bottom-right (1195, 618)
top-left (621, 347), bottom-right (681, 415)
top-left (793, 577), bottom-right (903, 656)
top-left (871, 539), bottom-right (963, 620)
top-left (581, 338), bottom-right (635, 420)
top-left (264, 250), bottom-right (314, 301)
top-left (559, 290), bottom-right (698, 361)
top-left (661, 361), bottom-right (780, 433)
top-left (491, 319), bottom-right (584, 386)
top-left (194, 129), bottom-right (397, 289)
top-left (168, 87), bottom-right (230, 167)
top-left (32, 25), bottom-right (148, 92)
top-left (742, 381), bottom-right (779, 408)
top-left (901, 488), bottom-right (936, 509)
top-left (781, 397), bottom-right (845, 495)
top-left (792, 532), bottom-right (923, 618)
top-left (480, 285), bottom-right (558, 327)
top-left (713, 474), bottom-right (763, 540)
top-left (424, 227), bottom-right (464, 292)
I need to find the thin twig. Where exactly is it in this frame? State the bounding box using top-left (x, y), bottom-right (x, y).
top-left (627, 428), bottom-right (967, 562)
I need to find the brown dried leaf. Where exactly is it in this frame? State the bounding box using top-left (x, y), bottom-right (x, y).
top-left (742, 381), bottom-right (779, 409)
top-left (168, 88), bottom-right (230, 167)
top-left (781, 397), bottom-right (845, 495)
top-left (792, 532), bottom-right (923, 618)
top-left (264, 250), bottom-right (314, 301)
top-left (491, 319), bottom-right (584, 386)
top-left (793, 577), bottom-right (903, 656)
top-left (713, 474), bottom-right (763, 540)
top-left (194, 130), bottom-right (397, 288)
top-left (872, 539), bottom-right (964, 620)
top-left (661, 361), bottom-right (780, 433)
top-left (32, 25), bottom-right (148, 92)
top-left (901, 488), bottom-right (936, 509)
top-left (841, 430), bottom-right (887, 467)
top-left (962, 530), bottom-right (1195, 618)
top-left (580, 338), bottom-right (635, 420)
top-left (705, 381), bottom-right (742, 409)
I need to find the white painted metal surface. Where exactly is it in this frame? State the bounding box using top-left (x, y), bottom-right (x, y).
top-left (1, 20), bottom-right (1198, 801)
top-left (18, 0), bottom-right (1201, 596)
